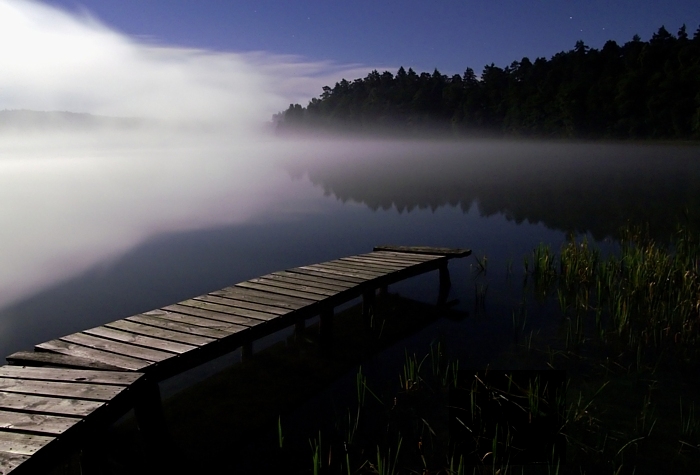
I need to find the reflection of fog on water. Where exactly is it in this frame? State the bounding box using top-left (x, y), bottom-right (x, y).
top-left (291, 140), bottom-right (700, 242)
top-left (0, 129), bottom-right (300, 308)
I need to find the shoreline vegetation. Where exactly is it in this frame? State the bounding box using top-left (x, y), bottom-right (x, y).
top-left (106, 225), bottom-right (700, 474)
top-left (275, 24), bottom-right (700, 141)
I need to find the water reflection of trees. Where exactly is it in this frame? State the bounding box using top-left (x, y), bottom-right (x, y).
top-left (292, 141), bottom-right (700, 241)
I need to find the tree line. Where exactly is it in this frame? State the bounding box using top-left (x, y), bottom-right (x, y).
top-left (276, 25), bottom-right (700, 140)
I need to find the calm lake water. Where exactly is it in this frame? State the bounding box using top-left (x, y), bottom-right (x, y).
top-left (2, 134), bottom-right (700, 471)
top-left (1, 137), bottom-right (698, 361)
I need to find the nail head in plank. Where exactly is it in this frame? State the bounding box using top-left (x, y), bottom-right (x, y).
top-left (83, 327), bottom-right (195, 355)
top-left (0, 392), bottom-right (103, 418)
top-left (0, 410), bottom-right (80, 436)
top-left (36, 340), bottom-right (150, 372)
top-left (0, 367), bottom-right (141, 386)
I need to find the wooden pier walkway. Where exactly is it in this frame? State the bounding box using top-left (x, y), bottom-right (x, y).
top-left (0, 245), bottom-right (470, 473)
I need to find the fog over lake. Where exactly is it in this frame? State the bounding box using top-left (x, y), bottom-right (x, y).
top-left (1, 0), bottom-right (699, 367)
top-left (1, 127), bottom-right (699, 360)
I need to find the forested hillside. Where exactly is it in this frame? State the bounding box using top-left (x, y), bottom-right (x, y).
top-left (276, 25), bottom-right (700, 139)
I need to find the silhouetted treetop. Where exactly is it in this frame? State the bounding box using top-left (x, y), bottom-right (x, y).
top-left (276, 24), bottom-right (700, 140)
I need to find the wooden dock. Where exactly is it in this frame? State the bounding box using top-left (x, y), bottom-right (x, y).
top-left (0, 245), bottom-right (470, 473)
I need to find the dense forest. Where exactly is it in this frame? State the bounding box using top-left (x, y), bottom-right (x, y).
top-left (276, 25), bottom-right (700, 139)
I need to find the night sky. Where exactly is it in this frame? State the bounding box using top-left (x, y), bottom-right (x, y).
top-left (43, 0), bottom-right (698, 77)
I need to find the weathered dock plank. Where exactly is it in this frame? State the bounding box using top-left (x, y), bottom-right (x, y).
top-left (195, 295), bottom-right (291, 316)
top-left (176, 299), bottom-right (280, 322)
top-left (0, 378), bottom-right (124, 402)
top-left (373, 245), bottom-right (471, 257)
top-left (271, 271), bottom-right (357, 290)
top-left (0, 392), bottom-right (103, 417)
top-left (0, 452), bottom-right (29, 473)
top-left (83, 327), bottom-right (195, 355)
top-left (105, 319), bottom-right (215, 347)
top-left (320, 261), bottom-right (387, 277)
top-left (261, 273), bottom-right (351, 292)
top-left (128, 313), bottom-right (244, 337)
top-left (212, 286), bottom-right (318, 308)
top-left (5, 352), bottom-right (123, 371)
top-left (247, 277), bottom-right (340, 297)
top-left (0, 432), bottom-right (54, 456)
top-left (0, 411), bottom-right (80, 436)
top-left (162, 304), bottom-right (263, 327)
top-left (3, 245), bottom-right (471, 473)
top-left (235, 281), bottom-right (328, 301)
top-left (338, 257), bottom-right (409, 270)
top-left (0, 364), bottom-right (145, 474)
top-left (0, 367), bottom-right (141, 386)
top-left (59, 334), bottom-right (173, 364)
top-left (36, 340), bottom-right (151, 372)
top-left (298, 264), bottom-right (375, 280)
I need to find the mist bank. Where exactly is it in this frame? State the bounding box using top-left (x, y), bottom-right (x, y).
top-left (286, 139), bottom-right (700, 242)
top-left (276, 24), bottom-right (700, 141)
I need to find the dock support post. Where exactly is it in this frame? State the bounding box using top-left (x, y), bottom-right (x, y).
top-left (133, 378), bottom-right (171, 465)
top-left (134, 379), bottom-right (166, 435)
top-left (362, 290), bottom-right (375, 330)
top-left (242, 342), bottom-right (253, 361)
top-left (295, 318), bottom-right (306, 333)
top-left (319, 308), bottom-right (334, 354)
top-left (438, 263), bottom-right (451, 305)
top-left (133, 379), bottom-right (181, 471)
top-left (79, 427), bottom-right (109, 475)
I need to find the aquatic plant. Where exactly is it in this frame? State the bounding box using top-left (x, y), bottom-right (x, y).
top-left (527, 225), bottom-right (700, 371)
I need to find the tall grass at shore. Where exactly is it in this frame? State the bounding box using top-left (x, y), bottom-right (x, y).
top-left (525, 225), bottom-right (700, 372)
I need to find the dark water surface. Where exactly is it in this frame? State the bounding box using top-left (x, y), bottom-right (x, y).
top-left (2, 138), bottom-right (699, 471)
top-left (2, 139), bottom-right (698, 360)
